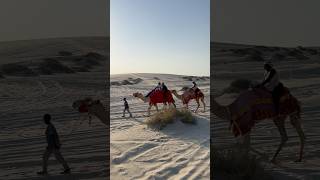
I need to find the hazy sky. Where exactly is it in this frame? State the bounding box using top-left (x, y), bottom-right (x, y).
top-left (212, 0), bottom-right (320, 47)
top-left (111, 0), bottom-right (210, 76)
top-left (0, 0), bottom-right (109, 42)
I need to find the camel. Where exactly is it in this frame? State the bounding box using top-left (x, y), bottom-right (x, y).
top-left (171, 88), bottom-right (206, 113)
top-left (133, 90), bottom-right (175, 116)
top-left (72, 98), bottom-right (107, 126)
top-left (212, 88), bottom-right (305, 163)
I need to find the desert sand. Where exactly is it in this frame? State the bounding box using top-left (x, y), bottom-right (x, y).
top-left (110, 73), bottom-right (210, 179)
top-left (212, 42), bottom-right (320, 179)
top-left (0, 37), bottom-right (109, 180)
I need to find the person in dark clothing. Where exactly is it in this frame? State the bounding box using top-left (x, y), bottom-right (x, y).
top-left (37, 114), bottom-right (70, 175)
top-left (122, 98), bottom-right (132, 117)
top-left (161, 82), bottom-right (168, 102)
top-left (260, 61), bottom-right (282, 115)
top-left (146, 82), bottom-right (161, 97)
top-left (192, 81), bottom-right (197, 89)
top-left (192, 81), bottom-right (200, 94)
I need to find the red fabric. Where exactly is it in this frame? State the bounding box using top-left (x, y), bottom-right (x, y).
top-left (230, 87), bottom-right (299, 137)
top-left (78, 104), bottom-right (89, 113)
top-left (149, 90), bottom-right (175, 105)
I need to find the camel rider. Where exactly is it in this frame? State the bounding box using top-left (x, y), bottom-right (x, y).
top-left (162, 82), bottom-right (168, 101)
top-left (192, 81), bottom-right (200, 95)
top-left (146, 82), bottom-right (162, 97)
top-left (260, 61), bottom-right (283, 114)
top-left (162, 82), bottom-right (168, 92)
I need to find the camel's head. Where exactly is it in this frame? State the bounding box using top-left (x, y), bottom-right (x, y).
top-left (72, 97), bottom-right (93, 109)
top-left (171, 90), bottom-right (177, 93)
top-left (133, 92), bottom-right (141, 97)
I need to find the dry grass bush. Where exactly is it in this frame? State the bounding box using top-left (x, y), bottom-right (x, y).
top-left (212, 146), bottom-right (273, 180)
top-left (146, 109), bottom-right (196, 129)
top-left (38, 58), bottom-right (75, 75)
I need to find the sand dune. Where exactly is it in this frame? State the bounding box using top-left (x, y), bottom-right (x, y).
top-left (0, 37), bottom-right (108, 179)
top-left (110, 73), bottom-right (210, 179)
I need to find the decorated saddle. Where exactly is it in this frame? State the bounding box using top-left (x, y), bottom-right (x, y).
top-left (229, 86), bottom-right (300, 136)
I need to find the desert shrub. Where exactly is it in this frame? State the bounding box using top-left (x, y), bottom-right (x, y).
top-left (132, 78), bottom-right (143, 84)
top-left (212, 146), bottom-right (273, 180)
top-left (182, 76), bottom-right (194, 81)
top-left (1, 63), bottom-right (37, 76)
top-left (154, 77), bottom-right (160, 80)
top-left (110, 81), bottom-right (121, 86)
top-left (38, 58), bottom-right (74, 75)
top-left (73, 57), bottom-right (100, 67)
top-left (224, 79), bottom-right (252, 93)
top-left (121, 80), bottom-right (133, 85)
top-left (58, 51), bottom-right (73, 56)
top-left (84, 52), bottom-right (104, 60)
top-left (146, 109), bottom-right (196, 129)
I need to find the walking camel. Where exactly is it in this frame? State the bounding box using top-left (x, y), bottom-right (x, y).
top-left (72, 98), bottom-right (107, 126)
top-left (212, 88), bottom-right (305, 162)
top-left (133, 90), bottom-right (175, 116)
top-left (171, 88), bottom-right (206, 113)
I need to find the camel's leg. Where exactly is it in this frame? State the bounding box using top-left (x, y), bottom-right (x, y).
top-left (201, 97), bottom-right (206, 112)
top-left (163, 103), bottom-right (167, 110)
top-left (88, 113), bottom-right (92, 126)
top-left (173, 103), bottom-right (176, 108)
top-left (195, 99), bottom-right (200, 113)
top-left (290, 114), bottom-right (305, 162)
top-left (155, 104), bottom-right (159, 112)
top-left (148, 105), bottom-right (152, 116)
top-left (271, 116), bottom-right (288, 163)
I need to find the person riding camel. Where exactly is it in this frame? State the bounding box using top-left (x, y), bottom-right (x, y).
top-left (146, 82), bottom-right (162, 97)
top-left (191, 81), bottom-right (200, 95)
top-left (260, 61), bottom-right (283, 115)
top-left (161, 82), bottom-right (168, 101)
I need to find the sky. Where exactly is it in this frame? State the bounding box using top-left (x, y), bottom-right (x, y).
top-left (0, 0), bottom-right (109, 42)
top-left (111, 0), bottom-right (210, 76)
top-left (212, 0), bottom-right (320, 47)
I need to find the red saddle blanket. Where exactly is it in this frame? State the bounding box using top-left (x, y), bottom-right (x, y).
top-left (229, 87), bottom-right (300, 137)
top-left (149, 89), bottom-right (175, 105)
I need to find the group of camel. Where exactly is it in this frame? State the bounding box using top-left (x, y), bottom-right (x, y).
top-left (133, 87), bottom-right (206, 116)
top-left (72, 82), bottom-right (305, 163)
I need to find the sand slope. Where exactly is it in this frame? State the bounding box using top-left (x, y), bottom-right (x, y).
top-left (0, 37), bottom-right (108, 180)
top-left (110, 73), bottom-right (210, 179)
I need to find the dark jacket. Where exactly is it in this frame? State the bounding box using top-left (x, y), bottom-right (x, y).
top-left (124, 100), bottom-right (129, 109)
top-left (46, 123), bottom-right (61, 149)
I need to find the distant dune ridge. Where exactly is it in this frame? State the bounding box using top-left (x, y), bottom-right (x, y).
top-left (0, 37), bottom-right (108, 77)
top-left (212, 42), bottom-right (320, 64)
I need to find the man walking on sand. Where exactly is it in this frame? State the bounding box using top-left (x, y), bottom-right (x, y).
top-left (37, 114), bottom-right (70, 175)
top-left (122, 98), bottom-right (133, 118)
